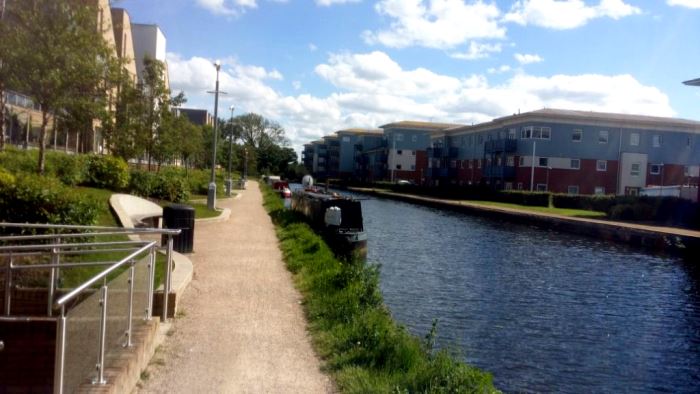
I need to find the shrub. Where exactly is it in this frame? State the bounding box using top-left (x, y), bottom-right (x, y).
top-left (0, 173), bottom-right (98, 228)
top-left (494, 191), bottom-right (550, 207)
top-left (45, 152), bottom-right (87, 186)
top-left (552, 194), bottom-right (615, 212)
top-left (83, 155), bottom-right (129, 190)
top-left (0, 146), bottom-right (38, 173)
top-left (153, 171), bottom-right (190, 203)
top-left (128, 169), bottom-right (157, 198)
top-left (0, 167), bottom-right (15, 186)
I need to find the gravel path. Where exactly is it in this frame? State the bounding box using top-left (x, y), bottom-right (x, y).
top-left (137, 181), bottom-right (334, 393)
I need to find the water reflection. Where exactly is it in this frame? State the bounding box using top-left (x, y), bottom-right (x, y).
top-left (359, 194), bottom-right (700, 393)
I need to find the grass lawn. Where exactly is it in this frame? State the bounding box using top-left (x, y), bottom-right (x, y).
top-left (189, 202), bottom-right (221, 219)
top-left (463, 200), bottom-right (607, 218)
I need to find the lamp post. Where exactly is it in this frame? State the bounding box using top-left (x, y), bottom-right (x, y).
top-left (207, 60), bottom-right (223, 210)
top-left (225, 105), bottom-right (234, 197)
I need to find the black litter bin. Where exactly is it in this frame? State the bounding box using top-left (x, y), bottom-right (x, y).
top-left (162, 204), bottom-right (195, 253)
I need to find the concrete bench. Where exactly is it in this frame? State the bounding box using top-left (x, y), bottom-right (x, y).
top-left (109, 193), bottom-right (163, 231)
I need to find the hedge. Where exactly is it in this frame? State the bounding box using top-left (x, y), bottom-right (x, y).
top-left (84, 155), bottom-right (130, 190)
top-left (0, 173), bottom-right (98, 229)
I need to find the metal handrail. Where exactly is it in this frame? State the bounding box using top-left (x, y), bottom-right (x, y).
top-left (55, 241), bottom-right (154, 308)
top-left (1, 222), bottom-right (183, 393)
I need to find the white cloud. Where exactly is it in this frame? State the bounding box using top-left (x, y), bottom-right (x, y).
top-left (292, 81), bottom-right (302, 90)
top-left (195, 0), bottom-right (257, 16)
top-left (450, 42), bottom-right (503, 60)
top-left (488, 65), bottom-right (512, 74)
top-left (514, 53), bottom-right (543, 64)
top-left (316, 0), bottom-right (361, 6)
top-left (504, 0), bottom-right (641, 29)
top-left (363, 0), bottom-right (505, 49)
top-left (667, 0), bottom-right (700, 8)
top-left (308, 43), bottom-right (318, 52)
top-left (166, 51), bottom-right (674, 157)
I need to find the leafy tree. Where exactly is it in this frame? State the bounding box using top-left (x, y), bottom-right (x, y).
top-left (2, 0), bottom-right (120, 173)
top-left (235, 112), bottom-right (286, 149)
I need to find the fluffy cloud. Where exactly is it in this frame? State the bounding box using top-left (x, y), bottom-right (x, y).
top-left (488, 65), bottom-right (512, 74)
top-left (450, 42), bottom-right (503, 60)
top-left (514, 53), bottom-right (544, 64)
top-left (195, 0), bottom-right (257, 15)
top-left (363, 0), bottom-right (505, 49)
top-left (667, 0), bottom-right (700, 8)
top-left (504, 0), bottom-right (641, 29)
top-left (166, 51), bottom-right (674, 156)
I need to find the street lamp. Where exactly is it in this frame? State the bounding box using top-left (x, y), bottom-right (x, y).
top-left (225, 105), bottom-right (235, 197)
top-left (206, 60), bottom-right (226, 210)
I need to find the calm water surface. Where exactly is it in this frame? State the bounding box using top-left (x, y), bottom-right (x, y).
top-left (355, 193), bottom-right (700, 393)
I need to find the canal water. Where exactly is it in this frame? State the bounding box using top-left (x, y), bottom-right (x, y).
top-left (355, 193), bottom-right (700, 393)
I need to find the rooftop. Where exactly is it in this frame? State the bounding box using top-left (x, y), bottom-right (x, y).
top-left (380, 120), bottom-right (463, 131)
top-left (336, 128), bottom-right (383, 135)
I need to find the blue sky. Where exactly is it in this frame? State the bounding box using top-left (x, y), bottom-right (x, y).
top-left (112, 0), bottom-right (700, 154)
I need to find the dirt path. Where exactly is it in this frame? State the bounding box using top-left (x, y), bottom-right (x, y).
top-left (137, 181), bottom-right (334, 393)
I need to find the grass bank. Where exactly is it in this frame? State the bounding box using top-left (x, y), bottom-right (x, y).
top-left (261, 184), bottom-right (497, 393)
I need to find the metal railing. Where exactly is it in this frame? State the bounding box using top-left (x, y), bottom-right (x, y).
top-left (0, 222), bottom-right (181, 394)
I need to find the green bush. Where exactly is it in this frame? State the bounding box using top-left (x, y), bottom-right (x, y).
top-left (552, 194), bottom-right (615, 212)
top-left (493, 191), bottom-right (550, 207)
top-left (0, 167), bottom-right (15, 186)
top-left (0, 146), bottom-right (38, 173)
top-left (45, 152), bottom-right (87, 186)
top-left (0, 173), bottom-right (98, 228)
top-left (128, 169), bottom-right (157, 198)
top-left (84, 155), bottom-right (129, 190)
top-left (153, 171), bottom-right (190, 203)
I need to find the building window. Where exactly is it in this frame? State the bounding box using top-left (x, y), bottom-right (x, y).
top-left (396, 164), bottom-right (402, 170)
top-left (519, 156), bottom-right (525, 166)
top-left (508, 128), bottom-right (517, 139)
top-left (650, 164), bottom-right (661, 175)
top-left (468, 160), bottom-right (473, 169)
top-left (517, 182), bottom-right (523, 190)
top-left (477, 135), bottom-right (483, 144)
top-left (496, 156), bottom-right (502, 166)
top-left (687, 136), bottom-right (692, 148)
top-left (631, 163), bottom-right (641, 176)
top-left (570, 159), bottom-right (580, 169)
top-left (477, 159), bottom-right (482, 169)
top-left (538, 157), bottom-right (549, 167)
top-left (567, 185), bottom-right (579, 195)
top-left (505, 182), bottom-right (513, 190)
top-left (412, 151), bottom-right (416, 156)
top-left (342, 136), bottom-right (351, 142)
top-left (652, 134), bottom-right (662, 147)
top-left (395, 133), bottom-right (404, 142)
top-left (536, 184), bottom-right (547, 191)
top-left (410, 164), bottom-right (415, 170)
top-left (412, 135), bottom-right (417, 142)
top-left (630, 132), bottom-right (640, 146)
top-left (597, 160), bottom-right (607, 171)
top-left (487, 134), bottom-right (493, 141)
top-left (598, 130), bottom-right (609, 144)
top-left (450, 160), bottom-right (457, 169)
top-left (684, 166), bottom-right (690, 176)
top-left (397, 150), bottom-right (402, 155)
top-left (507, 156), bottom-right (515, 166)
top-left (594, 187), bottom-right (605, 195)
top-left (521, 126), bottom-right (551, 140)
top-left (572, 129), bottom-right (582, 142)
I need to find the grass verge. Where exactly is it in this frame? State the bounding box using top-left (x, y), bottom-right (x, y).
top-left (261, 184), bottom-right (498, 393)
top-left (461, 200), bottom-right (606, 218)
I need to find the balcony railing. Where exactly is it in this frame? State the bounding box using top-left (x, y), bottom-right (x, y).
top-left (484, 139), bottom-right (517, 153)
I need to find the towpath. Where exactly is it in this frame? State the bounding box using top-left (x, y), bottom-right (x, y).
top-left (136, 181), bottom-right (334, 393)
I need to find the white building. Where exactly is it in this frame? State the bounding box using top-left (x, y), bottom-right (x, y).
top-left (131, 23), bottom-right (169, 89)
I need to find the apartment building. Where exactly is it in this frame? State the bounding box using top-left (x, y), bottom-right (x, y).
top-left (302, 108), bottom-right (700, 196)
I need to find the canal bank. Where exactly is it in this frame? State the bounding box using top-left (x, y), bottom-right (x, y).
top-left (349, 187), bottom-right (700, 259)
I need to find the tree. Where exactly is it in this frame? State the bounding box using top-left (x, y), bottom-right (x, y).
top-left (235, 113), bottom-right (286, 149)
top-left (2, 0), bottom-right (120, 173)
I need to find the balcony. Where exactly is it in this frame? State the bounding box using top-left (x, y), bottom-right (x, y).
top-left (484, 139), bottom-right (517, 153)
top-left (484, 166), bottom-right (516, 178)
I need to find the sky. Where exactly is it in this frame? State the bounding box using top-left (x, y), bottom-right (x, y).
top-left (112, 0), bottom-right (700, 156)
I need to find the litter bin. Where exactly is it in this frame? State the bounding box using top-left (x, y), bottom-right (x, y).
top-left (162, 204), bottom-right (195, 253)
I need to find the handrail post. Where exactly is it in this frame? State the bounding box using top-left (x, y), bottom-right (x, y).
top-left (161, 234), bottom-right (173, 322)
top-left (47, 246), bottom-right (59, 316)
top-left (93, 285), bottom-right (108, 385)
top-left (53, 306), bottom-right (67, 394)
top-left (124, 261), bottom-right (135, 347)
top-left (146, 247), bottom-right (155, 320)
top-left (4, 252), bottom-right (12, 316)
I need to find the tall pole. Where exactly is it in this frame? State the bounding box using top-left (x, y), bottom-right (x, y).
top-left (225, 106), bottom-right (234, 197)
top-left (207, 61), bottom-right (221, 210)
top-left (530, 141), bottom-right (536, 191)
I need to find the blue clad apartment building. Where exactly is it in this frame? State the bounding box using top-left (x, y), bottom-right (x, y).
top-left (303, 108), bottom-right (700, 197)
